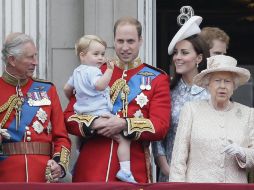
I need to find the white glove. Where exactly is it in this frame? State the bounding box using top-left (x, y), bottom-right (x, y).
top-left (0, 128), bottom-right (11, 140)
top-left (223, 140), bottom-right (246, 162)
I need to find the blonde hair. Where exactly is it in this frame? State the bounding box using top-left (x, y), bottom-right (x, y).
top-left (75, 35), bottom-right (107, 57)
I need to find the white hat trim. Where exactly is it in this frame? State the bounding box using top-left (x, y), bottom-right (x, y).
top-left (168, 16), bottom-right (202, 55)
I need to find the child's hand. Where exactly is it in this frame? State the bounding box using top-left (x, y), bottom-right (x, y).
top-left (106, 58), bottom-right (114, 70)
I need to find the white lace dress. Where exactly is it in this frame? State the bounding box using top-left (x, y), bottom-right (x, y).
top-left (169, 100), bottom-right (254, 183)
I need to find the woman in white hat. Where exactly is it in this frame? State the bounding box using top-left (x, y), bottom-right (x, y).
top-left (169, 55), bottom-right (254, 183)
top-left (152, 11), bottom-right (210, 181)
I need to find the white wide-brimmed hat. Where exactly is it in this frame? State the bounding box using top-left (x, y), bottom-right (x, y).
top-left (193, 55), bottom-right (250, 88)
top-left (168, 16), bottom-right (202, 55)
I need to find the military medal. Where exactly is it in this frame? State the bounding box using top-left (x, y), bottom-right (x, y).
top-left (138, 72), bottom-right (154, 91)
top-left (145, 77), bottom-right (151, 91)
top-left (135, 92), bottom-right (149, 108)
top-left (32, 120), bottom-right (44, 134)
top-left (27, 91), bottom-right (51, 106)
top-left (140, 76), bottom-right (146, 90)
top-left (134, 109), bottom-right (144, 118)
top-left (36, 108), bottom-right (47, 123)
top-left (40, 91), bottom-right (51, 105)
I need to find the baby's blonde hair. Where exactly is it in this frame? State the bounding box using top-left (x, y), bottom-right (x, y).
top-left (75, 35), bottom-right (107, 57)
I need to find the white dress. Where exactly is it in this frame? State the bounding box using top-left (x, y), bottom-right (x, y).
top-left (169, 100), bottom-right (254, 183)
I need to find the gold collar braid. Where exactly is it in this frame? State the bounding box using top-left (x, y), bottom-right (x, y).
top-left (2, 71), bottom-right (28, 87)
top-left (115, 57), bottom-right (142, 70)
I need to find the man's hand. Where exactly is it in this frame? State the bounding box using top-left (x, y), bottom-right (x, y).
top-left (45, 159), bottom-right (63, 182)
top-left (92, 115), bottom-right (127, 138)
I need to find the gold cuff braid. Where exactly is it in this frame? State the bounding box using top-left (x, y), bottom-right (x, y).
top-left (125, 118), bottom-right (155, 139)
top-left (67, 114), bottom-right (98, 137)
top-left (58, 146), bottom-right (70, 174)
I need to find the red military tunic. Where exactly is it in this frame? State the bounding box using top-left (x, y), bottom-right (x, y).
top-left (0, 72), bottom-right (71, 182)
top-left (64, 62), bottom-right (170, 183)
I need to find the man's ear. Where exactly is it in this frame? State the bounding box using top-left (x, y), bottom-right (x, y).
top-left (7, 55), bottom-right (16, 67)
top-left (138, 37), bottom-right (143, 48)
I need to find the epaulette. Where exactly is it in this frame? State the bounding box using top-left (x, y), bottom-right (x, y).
top-left (144, 63), bottom-right (167, 75)
top-left (32, 77), bottom-right (53, 85)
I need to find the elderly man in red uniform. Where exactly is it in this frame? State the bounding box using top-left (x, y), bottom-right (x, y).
top-left (0, 32), bottom-right (71, 182)
top-left (64, 17), bottom-right (170, 183)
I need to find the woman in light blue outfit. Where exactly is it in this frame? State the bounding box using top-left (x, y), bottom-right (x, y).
top-left (152, 15), bottom-right (210, 182)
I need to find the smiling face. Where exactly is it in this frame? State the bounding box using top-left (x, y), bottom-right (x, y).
top-left (208, 71), bottom-right (235, 106)
top-left (172, 40), bottom-right (202, 80)
top-left (114, 23), bottom-right (143, 64)
top-left (8, 42), bottom-right (38, 79)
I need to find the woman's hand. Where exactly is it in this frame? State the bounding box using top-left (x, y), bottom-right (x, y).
top-left (156, 155), bottom-right (170, 176)
top-left (223, 140), bottom-right (246, 162)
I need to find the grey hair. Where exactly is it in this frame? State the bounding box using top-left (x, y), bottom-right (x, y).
top-left (202, 74), bottom-right (211, 88)
top-left (232, 73), bottom-right (240, 89)
top-left (204, 72), bottom-right (239, 90)
top-left (1, 33), bottom-right (34, 64)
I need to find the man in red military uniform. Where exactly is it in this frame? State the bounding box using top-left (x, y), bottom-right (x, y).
top-left (64, 17), bottom-right (170, 183)
top-left (0, 32), bottom-right (71, 182)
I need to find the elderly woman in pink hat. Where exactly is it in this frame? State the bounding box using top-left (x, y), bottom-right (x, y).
top-left (169, 55), bottom-right (254, 183)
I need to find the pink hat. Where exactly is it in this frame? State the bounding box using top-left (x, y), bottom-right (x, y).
top-left (193, 55), bottom-right (250, 88)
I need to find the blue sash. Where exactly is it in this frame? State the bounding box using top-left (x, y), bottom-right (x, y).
top-left (0, 81), bottom-right (51, 160)
top-left (6, 81), bottom-right (51, 142)
top-left (112, 66), bottom-right (160, 114)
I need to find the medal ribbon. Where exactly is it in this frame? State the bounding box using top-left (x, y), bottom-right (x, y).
top-left (112, 66), bottom-right (160, 114)
top-left (5, 81), bottom-right (51, 143)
